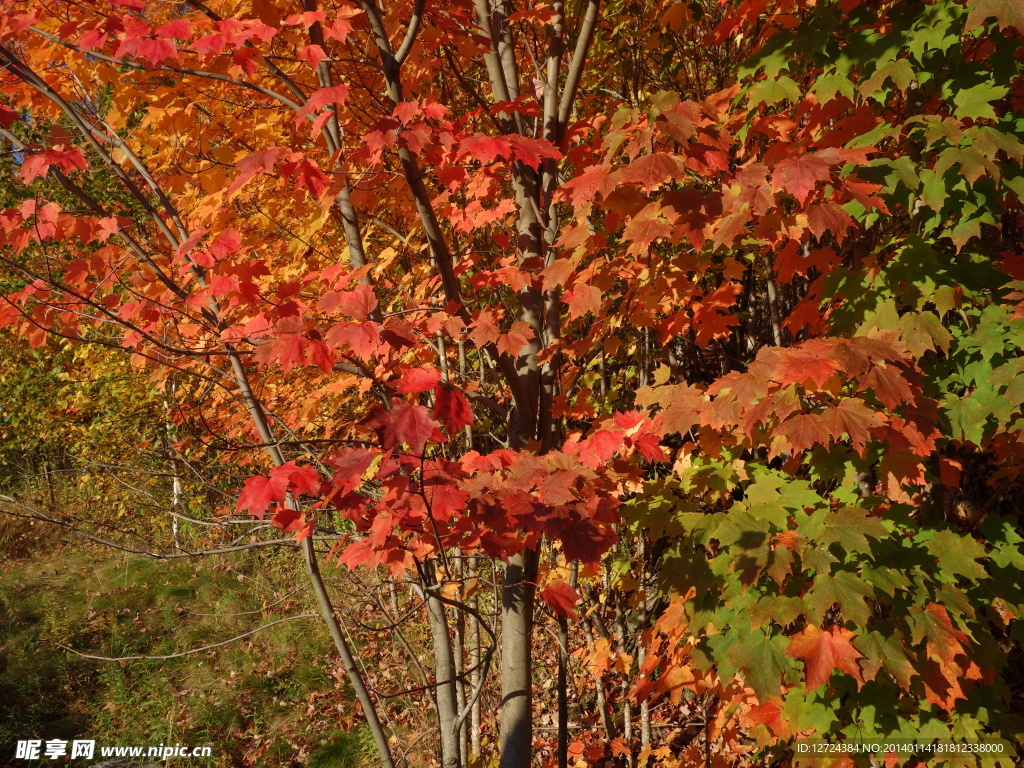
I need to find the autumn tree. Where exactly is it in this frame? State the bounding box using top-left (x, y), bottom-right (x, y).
top-left (1, 0), bottom-right (1023, 766)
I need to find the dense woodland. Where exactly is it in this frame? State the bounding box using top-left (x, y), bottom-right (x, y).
top-left (1, 0), bottom-right (1023, 766)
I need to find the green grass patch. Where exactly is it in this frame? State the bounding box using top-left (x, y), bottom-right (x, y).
top-left (0, 533), bottom-right (366, 767)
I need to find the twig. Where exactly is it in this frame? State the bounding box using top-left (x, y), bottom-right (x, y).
top-left (53, 614), bottom-right (319, 662)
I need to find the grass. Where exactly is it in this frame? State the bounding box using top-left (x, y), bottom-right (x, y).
top-left (0, 518), bottom-right (376, 767)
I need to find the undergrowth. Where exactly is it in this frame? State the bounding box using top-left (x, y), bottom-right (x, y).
top-left (0, 517), bottom-right (375, 767)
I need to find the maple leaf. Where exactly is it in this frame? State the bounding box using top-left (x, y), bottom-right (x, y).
top-left (457, 133), bottom-right (509, 164)
top-left (588, 429), bottom-right (623, 462)
top-left (772, 413), bottom-right (828, 455)
top-left (504, 134), bottom-right (561, 167)
top-left (433, 385), bottom-right (473, 434)
top-left (909, 603), bottom-right (968, 664)
top-left (807, 203), bottom-right (854, 240)
top-left (728, 630), bottom-right (790, 702)
top-left (496, 321), bottom-right (533, 357)
top-left (622, 205), bottom-right (673, 255)
top-left (920, 656), bottom-right (968, 712)
top-left (303, 335), bottom-right (335, 372)
top-left (366, 400), bottom-right (441, 453)
top-left (393, 367), bottom-right (441, 393)
top-left (0, 104), bottom-right (19, 127)
top-left (135, 38), bottom-right (178, 66)
top-left (557, 516), bottom-right (617, 564)
top-left (818, 506), bottom-right (887, 554)
top-left (539, 579), bottom-right (580, 620)
top-left (208, 229), bottom-right (241, 259)
top-left (226, 148), bottom-right (282, 196)
top-left (772, 155), bottom-right (830, 204)
top-left (299, 44), bottom-right (327, 69)
top-left (329, 447), bottom-right (376, 494)
top-left (236, 474), bottom-right (288, 518)
top-left (859, 364), bottom-right (914, 410)
top-left (966, 0), bottom-right (1024, 32)
top-left (855, 631), bottom-right (916, 691)
top-left (294, 85), bottom-right (351, 126)
top-left (772, 347), bottom-right (840, 388)
top-left (785, 625), bottom-right (865, 690)
top-left (20, 146), bottom-right (88, 183)
top-left (632, 432), bottom-right (667, 463)
top-left (816, 398), bottom-right (884, 455)
top-left (558, 165), bottom-right (606, 205)
top-left (270, 506), bottom-right (314, 540)
top-left (428, 483), bottom-right (468, 522)
top-left (469, 310), bottom-right (500, 347)
top-left (282, 159), bottom-right (331, 197)
top-left (270, 460), bottom-right (320, 496)
top-left (325, 320), bottom-right (380, 358)
top-left (333, 284), bottom-right (378, 321)
top-left (620, 153), bottom-right (687, 193)
top-left (564, 284), bottom-right (602, 321)
top-left (742, 698), bottom-right (792, 739)
top-left (711, 209), bottom-right (751, 249)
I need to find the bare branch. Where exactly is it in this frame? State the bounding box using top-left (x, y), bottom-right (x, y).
top-left (54, 615), bottom-right (320, 662)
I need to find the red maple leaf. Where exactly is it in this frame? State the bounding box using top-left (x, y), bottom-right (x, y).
top-left (393, 366), bottom-right (442, 393)
top-left (329, 447), bottom-right (376, 494)
top-left (428, 483), bottom-right (468, 522)
top-left (366, 400), bottom-right (441, 453)
top-left (236, 474), bottom-right (289, 518)
top-left (815, 398), bottom-right (884, 455)
top-left (564, 284), bottom-right (602, 321)
top-left (773, 413), bottom-right (828, 455)
top-left (785, 625), bottom-right (864, 690)
top-left (772, 155), bottom-right (830, 205)
top-left (333, 284), bottom-right (378, 321)
top-left (433, 386), bottom-right (473, 434)
top-left (226, 148), bottom-right (282, 196)
top-left (772, 347), bottom-right (841, 388)
top-left (469, 310), bottom-right (501, 348)
top-left (270, 460), bottom-right (320, 496)
top-left (496, 321), bottom-right (533, 357)
top-left (620, 152), bottom-right (687, 193)
top-left (540, 579), bottom-right (581, 620)
top-left (294, 84), bottom-right (351, 126)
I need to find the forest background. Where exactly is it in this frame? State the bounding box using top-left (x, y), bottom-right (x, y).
top-left (1, 0), bottom-right (1023, 767)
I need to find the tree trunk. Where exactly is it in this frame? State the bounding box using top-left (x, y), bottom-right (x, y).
top-left (499, 548), bottom-right (538, 768)
top-left (469, 556), bottom-right (482, 759)
top-left (423, 566), bottom-right (461, 768)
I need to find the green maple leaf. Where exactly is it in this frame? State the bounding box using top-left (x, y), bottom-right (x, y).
top-left (818, 506), bottom-right (888, 555)
top-left (965, 0), bottom-right (1024, 32)
top-left (855, 630), bottom-right (916, 690)
top-left (927, 530), bottom-right (988, 582)
top-left (727, 629), bottom-right (790, 702)
top-left (806, 570), bottom-right (875, 626)
top-left (897, 311), bottom-right (952, 356)
top-left (861, 565), bottom-right (912, 596)
top-left (953, 82), bottom-right (1009, 121)
top-left (748, 76), bottom-right (801, 106)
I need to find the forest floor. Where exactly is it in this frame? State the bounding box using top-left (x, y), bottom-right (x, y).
top-left (0, 517), bottom-right (379, 768)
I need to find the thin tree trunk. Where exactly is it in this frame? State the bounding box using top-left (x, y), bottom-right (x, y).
top-left (582, 615), bottom-right (615, 739)
top-left (469, 556), bottom-right (482, 758)
top-left (764, 254), bottom-right (784, 347)
top-left (557, 612), bottom-right (569, 768)
top-left (453, 550), bottom-right (468, 767)
top-left (613, 589), bottom-right (634, 768)
top-left (499, 548), bottom-right (538, 768)
top-left (423, 564), bottom-right (462, 768)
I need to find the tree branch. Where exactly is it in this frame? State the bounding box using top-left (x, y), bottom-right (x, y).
top-left (53, 615), bottom-right (319, 662)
